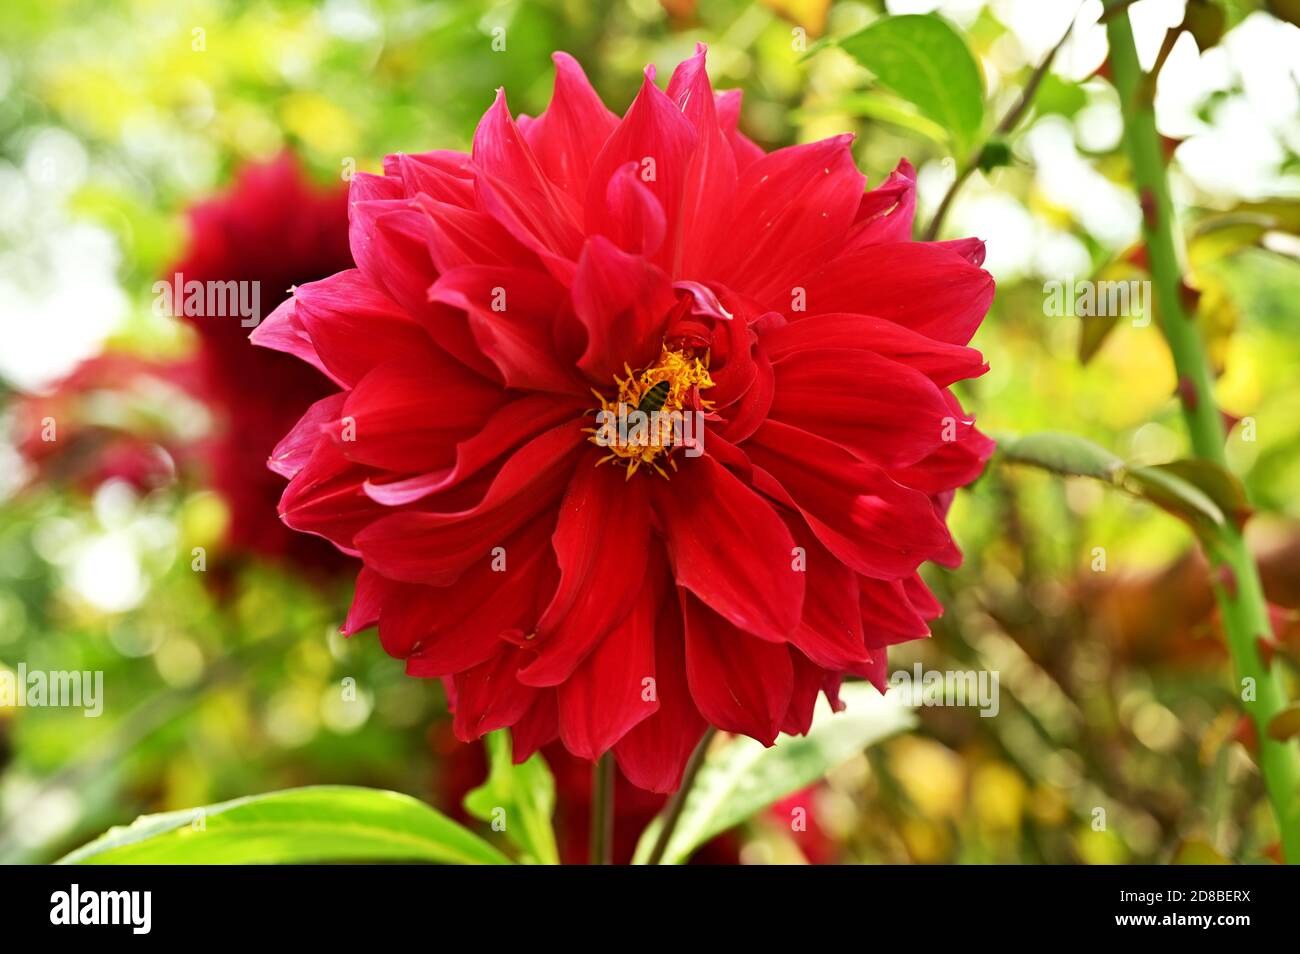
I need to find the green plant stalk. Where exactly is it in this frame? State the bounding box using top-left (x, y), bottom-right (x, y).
top-left (1106, 6), bottom-right (1300, 861)
top-left (590, 753), bottom-right (614, 865)
top-left (645, 727), bottom-right (716, 865)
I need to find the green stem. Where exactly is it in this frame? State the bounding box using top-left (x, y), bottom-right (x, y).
top-left (589, 753), bottom-right (615, 865)
top-left (646, 727), bottom-right (716, 865)
top-left (1105, 4), bottom-right (1300, 861)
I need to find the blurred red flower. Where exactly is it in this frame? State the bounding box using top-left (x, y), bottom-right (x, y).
top-left (257, 48), bottom-right (994, 791)
top-left (170, 154), bottom-right (353, 567)
top-left (12, 354), bottom-right (199, 494)
top-left (15, 154), bottom-right (353, 571)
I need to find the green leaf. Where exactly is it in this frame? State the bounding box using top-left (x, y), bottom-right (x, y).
top-left (632, 683), bottom-right (913, 865)
top-left (838, 14), bottom-right (984, 156)
top-left (1125, 465), bottom-right (1226, 533)
top-left (463, 731), bottom-right (560, 865)
top-left (1000, 433), bottom-right (1229, 537)
top-left (998, 432), bottom-right (1124, 481)
top-left (1145, 459), bottom-right (1251, 527)
top-left (57, 786), bottom-right (513, 865)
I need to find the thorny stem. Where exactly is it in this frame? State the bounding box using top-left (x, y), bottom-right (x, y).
top-left (589, 752), bottom-right (615, 865)
top-left (646, 726), bottom-right (717, 865)
top-left (923, 10), bottom-right (1078, 242)
top-left (1105, 3), bottom-right (1300, 861)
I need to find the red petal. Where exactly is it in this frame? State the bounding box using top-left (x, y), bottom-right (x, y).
top-left (341, 566), bottom-right (395, 636)
top-left (511, 692), bottom-right (560, 761)
top-left (585, 70), bottom-right (697, 272)
top-left (428, 265), bottom-right (582, 395)
top-left (557, 563), bottom-right (660, 759)
top-left (654, 453), bottom-right (803, 642)
top-left (759, 312), bottom-right (987, 387)
top-left (843, 159), bottom-right (916, 250)
top-left (715, 90), bottom-right (764, 172)
top-left (473, 89), bottom-right (583, 276)
top-left (769, 347), bottom-right (958, 469)
top-left (398, 517), bottom-right (557, 675)
top-left (683, 592), bottom-right (793, 745)
top-left (892, 394), bottom-right (995, 494)
top-left (785, 516), bottom-right (871, 670)
top-left (905, 575), bottom-right (943, 621)
top-left (519, 455), bottom-right (652, 686)
top-left (369, 207), bottom-right (441, 320)
top-left (709, 135), bottom-right (865, 303)
top-left (415, 193), bottom-right (538, 273)
top-left (571, 236), bottom-right (674, 384)
top-left (665, 45), bottom-right (738, 278)
top-left (792, 242), bottom-right (994, 345)
top-left (523, 52), bottom-right (619, 203)
top-left (250, 297), bottom-right (337, 385)
top-left (354, 424), bottom-right (582, 584)
top-left (280, 438), bottom-right (379, 552)
top-left (390, 151), bottom-right (475, 207)
top-left (451, 645), bottom-right (539, 742)
top-left (269, 392), bottom-right (345, 480)
top-left (747, 420), bottom-right (951, 580)
top-left (613, 592), bottom-right (707, 793)
top-left (346, 173), bottom-right (404, 290)
top-left (292, 270), bottom-right (434, 388)
top-left (781, 650), bottom-right (827, 736)
top-left (363, 394), bottom-right (582, 506)
top-left (339, 349), bottom-right (503, 473)
top-left (860, 576), bottom-right (931, 645)
top-left (596, 162), bottom-right (667, 257)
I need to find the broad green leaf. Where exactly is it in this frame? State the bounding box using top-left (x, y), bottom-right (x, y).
top-left (463, 731), bottom-right (559, 865)
top-left (838, 14), bottom-right (984, 156)
top-left (998, 431), bottom-right (1124, 481)
top-left (632, 684), bottom-right (913, 865)
top-left (58, 785), bottom-right (512, 865)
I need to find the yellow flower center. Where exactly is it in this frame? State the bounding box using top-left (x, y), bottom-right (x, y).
top-left (586, 345), bottom-right (715, 480)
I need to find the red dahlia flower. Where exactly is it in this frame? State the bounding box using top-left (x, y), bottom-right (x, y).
top-left (255, 48), bottom-right (995, 792)
top-left (168, 154), bottom-right (354, 567)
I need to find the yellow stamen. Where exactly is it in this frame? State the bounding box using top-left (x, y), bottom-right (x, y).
top-left (588, 344), bottom-right (714, 480)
